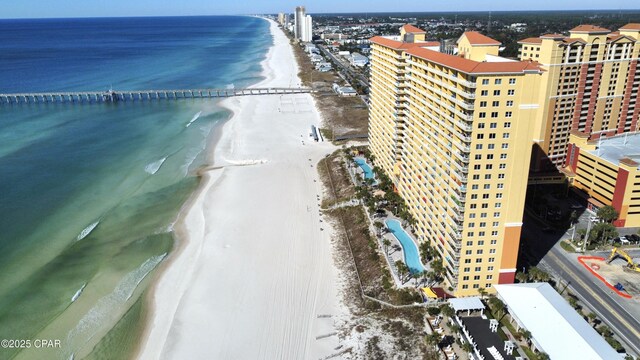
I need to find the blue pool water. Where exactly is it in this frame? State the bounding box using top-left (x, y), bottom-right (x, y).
top-left (355, 157), bottom-right (374, 179)
top-left (385, 219), bottom-right (426, 274)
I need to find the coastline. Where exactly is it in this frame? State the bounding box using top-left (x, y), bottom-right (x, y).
top-left (137, 18), bottom-right (345, 359)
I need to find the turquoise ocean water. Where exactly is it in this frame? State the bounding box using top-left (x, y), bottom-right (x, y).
top-left (0, 16), bottom-right (270, 359)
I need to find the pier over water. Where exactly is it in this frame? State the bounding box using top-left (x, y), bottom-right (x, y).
top-left (0, 87), bottom-right (311, 106)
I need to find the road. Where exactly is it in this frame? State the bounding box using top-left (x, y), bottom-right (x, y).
top-left (522, 215), bottom-right (640, 356)
top-left (317, 44), bottom-right (369, 90)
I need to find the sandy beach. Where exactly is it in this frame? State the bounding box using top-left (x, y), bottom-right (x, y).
top-left (138, 18), bottom-right (346, 359)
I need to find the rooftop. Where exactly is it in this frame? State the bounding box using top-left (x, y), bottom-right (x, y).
top-left (586, 133), bottom-right (640, 169)
top-left (570, 24), bottom-right (611, 33)
top-left (370, 36), bottom-right (437, 51)
top-left (460, 31), bottom-right (502, 46)
top-left (402, 24), bottom-right (426, 34)
top-left (620, 23), bottom-right (640, 31)
top-left (405, 47), bottom-right (541, 75)
top-left (494, 283), bottom-right (619, 360)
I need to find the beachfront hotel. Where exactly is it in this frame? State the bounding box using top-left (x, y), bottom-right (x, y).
top-left (369, 25), bottom-right (544, 296)
top-left (518, 24), bottom-right (640, 171)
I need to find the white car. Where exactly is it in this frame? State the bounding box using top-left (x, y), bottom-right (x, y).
top-left (620, 236), bottom-right (630, 245)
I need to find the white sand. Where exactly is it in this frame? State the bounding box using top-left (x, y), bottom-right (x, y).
top-left (138, 19), bottom-right (346, 359)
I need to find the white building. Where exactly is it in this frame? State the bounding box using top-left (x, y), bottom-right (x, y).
top-left (302, 15), bottom-right (313, 42)
top-left (349, 53), bottom-right (368, 67)
top-left (494, 283), bottom-right (620, 360)
top-left (294, 6), bottom-right (305, 40)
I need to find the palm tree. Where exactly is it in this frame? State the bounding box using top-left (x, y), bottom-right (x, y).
top-left (537, 352), bottom-right (550, 360)
top-left (477, 287), bottom-right (487, 299)
top-left (461, 342), bottom-right (473, 353)
top-left (518, 329), bottom-right (532, 344)
top-left (488, 296), bottom-right (506, 320)
top-left (440, 304), bottom-right (455, 319)
top-left (425, 332), bottom-right (441, 350)
top-left (597, 205), bottom-right (619, 223)
top-left (395, 260), bottom-right (408, 284)
top-left (373, 221), bottom-right (384, 236)
top-left (382, 239), bottom-right (391, 256)
top-left (515, 271), bottom-right (528, 284)
top-left (587, 312), bottom-right (597, 326)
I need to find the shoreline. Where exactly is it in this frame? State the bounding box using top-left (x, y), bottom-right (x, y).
top-left (137, 18), bottom-right (344, 359)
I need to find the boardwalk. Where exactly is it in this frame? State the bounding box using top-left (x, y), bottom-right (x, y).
top-left (0, 87), bottom-right (312, 105)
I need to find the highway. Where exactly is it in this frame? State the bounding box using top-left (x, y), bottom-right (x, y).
top-left (317, 44), bottom-right (369, 90)
top-left (522, 216), bottom-right (640, 356)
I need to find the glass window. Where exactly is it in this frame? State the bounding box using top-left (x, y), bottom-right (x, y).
top-left (508, 89), bottom-right (515, 96)
top-left (495, 79), bottom-right (502, 85)
top-left (509, 78), bottom-right (516, 84)
top-left (493, 90), bottom-right (501, 96)
top-left (482, 79), bottom-right (489, 85)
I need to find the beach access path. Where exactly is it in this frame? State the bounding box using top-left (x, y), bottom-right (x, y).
top-left (137, 18), bottom-right (347, 359)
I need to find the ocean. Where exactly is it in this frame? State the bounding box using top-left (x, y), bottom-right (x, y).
top-left (0, 16), bottom-right (270, 360)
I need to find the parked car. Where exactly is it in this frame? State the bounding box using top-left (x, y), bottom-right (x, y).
top-left (627, 234), bottom-right (640, 244)
top-left (620, 236), bottom-right (630, 245)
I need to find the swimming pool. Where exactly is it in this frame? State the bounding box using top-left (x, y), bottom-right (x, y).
top-left (385, 219), bottom-right (426, 274)
top-left (355, 157), bottom-right (374, 179)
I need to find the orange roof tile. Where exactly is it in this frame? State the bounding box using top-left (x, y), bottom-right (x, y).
top-left (518, 37), bottom-right (543, 44)
top-left (620, 23), bottom-right (640, 30)
top-left (461, 31), bottom-right (501, 46)
top-left (402, 24), bottom-right (426, 34)
top-left (405, 47), bottom-right (541, 75)
top-left (563, 37), bottom-right (586, 44)
top-left (540, 33), bottom-right (565, 39)
top-left (570, 25), bottom-right (610, 33)
top-left (370, 36), bottom-right (436, 50)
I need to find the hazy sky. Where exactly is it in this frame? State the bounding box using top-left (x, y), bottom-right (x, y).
top-left (1, 0), bottom-right (638, 19)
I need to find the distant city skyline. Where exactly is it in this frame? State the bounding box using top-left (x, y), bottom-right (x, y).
top-left (1, 1), bottom-right (639, 19)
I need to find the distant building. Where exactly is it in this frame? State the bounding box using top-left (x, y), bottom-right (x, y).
top-left (349, 53), bottom-right (369, 67)
top-left (277, 13), bottom-right (287, 26)
top-left (565, 132), bottom-right (640, 227)
top-left (302, 15), bottom-right (313, 42)
top-left (332, 83), bottom-right (357, 96)
top-left (294, 6), bottom-right (305, 40)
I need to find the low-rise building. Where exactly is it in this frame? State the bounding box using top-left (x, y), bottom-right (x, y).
top-left (565, 131), bottom-right (640, 227)
top-left (349, 53), bottom-right (369, 67)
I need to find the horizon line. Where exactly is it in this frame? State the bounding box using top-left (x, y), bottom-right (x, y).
top-left (2, 8), bottom-right (640, 21)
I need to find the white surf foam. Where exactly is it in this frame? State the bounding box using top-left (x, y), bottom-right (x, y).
top-left (225, 159), bottom-right (269, 166)
top-left (71, 283), bottom-right (87, 302)
top-left (77, 221), bottom-right (99, 241)
top-left (225, 83), bottom-right (235, 89)
top-left (145, 156), bottom-right (168, 175)
top-left (185, 111), bottom-right (202, 128)
top-left (67, 253), bottom-right (167, 345)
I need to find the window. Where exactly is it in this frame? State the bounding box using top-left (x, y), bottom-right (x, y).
top-left (478, 240), bottom-right (485, 245)
top-left (488, 257), bottom-right (495, 263)
top-left (482, 79), bottom-right (489, 85)
top-left (488, 266), bottom-right (494, 271)
top-left (502, 143), bottom-right (509, 149)
top-left (483, 184), bottom-right (491, 189)
top-left (484, 174), bottom-right (491, 180)
top-left (476, 144), bottom-right (483, 150)
top-left (474, 275), bottom-right (481, 280)
top-left (500, 154), bottom-right (507, 159)
top-left (488, 144), bottom-right (495, 150)
top-left (464, 267), bottom-right (470, 272)
top-left (471, 194), bottom-right (478, 199)
top-left (490, 239), bottom-right (497, 245)
top-left (490, 122), bottom-right (497, 128)
top-left (489, 133), bottom-right (496, 139)
top-left (467, 231), bottom-right (474, 236)
top-left (508, 89), bottom-right (515, 96)
top-left (477, 134), bottom-right (484, 139)
top-left (465, 250), bottom-right (472, 255)
top-left (506, 100), bottom-right (513, 107)
top-left (503, 133), bottom-right (510, 139)
top-left (487, 274), bottom-right (493, 280)
top-left (485, 164), bottom-right (493, 170)
top-left (505, 112), bottom-right (512, 118)
top-left (475, 154), bottom-right (482, 160)
top-left (481, 203), bottom-right (489, 209)
top-left (492, 221), bottom-right (499, 227)
top-left (481, 90), bottom-right (488, 96)
top-left (479, 112), bottom-right (486, 118)
top-left (480, 101), bottom-right (487, 107)
top-left (472, 184), bottom-right (479, 190)
top-left (462, 284), bottom-right (469, 289)
top-left (482, 194), bottom-right (490, 199)
top-left (491, 112), bottom-right (499, 118)
top-left (470, 204), bottom-right (477, 209)
top-left (479, 222), bottom-right (486, 227)
top-left (493, 90), bottom-right (501, 96)
top-left (466, 241), bottom-right (473, 246)
top-left (473, 175), bottom-right (480, 180)
top-left (473, 284), bottom-right (480, 289)
top-left (495, 79), bottom-right (502, 85)
top-left (499, 164), bottom-right (506, 169)
top-left (490, 249), bottom-right (496, 254)
top-left (465, 259), bottom-right (471, 264)
top-left (491, 231), bottom-right (498, 236)
top-left (496, 193), bottom-right (503, 199)
top-left (468, 222), bottom-right (475, 228)
top-left (478, 123), bottom-right (485, 129)
top-left (495, 203), bottom-right (502, 208)
top-left (509, 78), bottom-right (516, 85)
top-left (497, 183), bottom-right (504, 189)
top-left (463, 276), bottom-right (470, 281)
top-left (498, 174), bottom-right (505, 179)
top-left (492, 101), bottom-right (500, 107)
top-left (493, 212), bottom-right (500, 217)
top-left (473, 165), bottom-right (481, 170)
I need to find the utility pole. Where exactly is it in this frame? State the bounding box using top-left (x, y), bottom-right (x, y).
top-left (582, 218), bottom-right (595, 253)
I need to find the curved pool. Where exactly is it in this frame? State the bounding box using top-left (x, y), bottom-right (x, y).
top-left (385, 219), bottom-right (426, 274)
top-left (354, 157), bottom-right (374, 179)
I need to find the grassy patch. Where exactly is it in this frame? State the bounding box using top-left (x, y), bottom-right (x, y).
top-left (560, 240), bottom-right (575, 253)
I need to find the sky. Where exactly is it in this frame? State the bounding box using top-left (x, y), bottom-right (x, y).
top-left (0, 0), bottom-right (638, 19)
